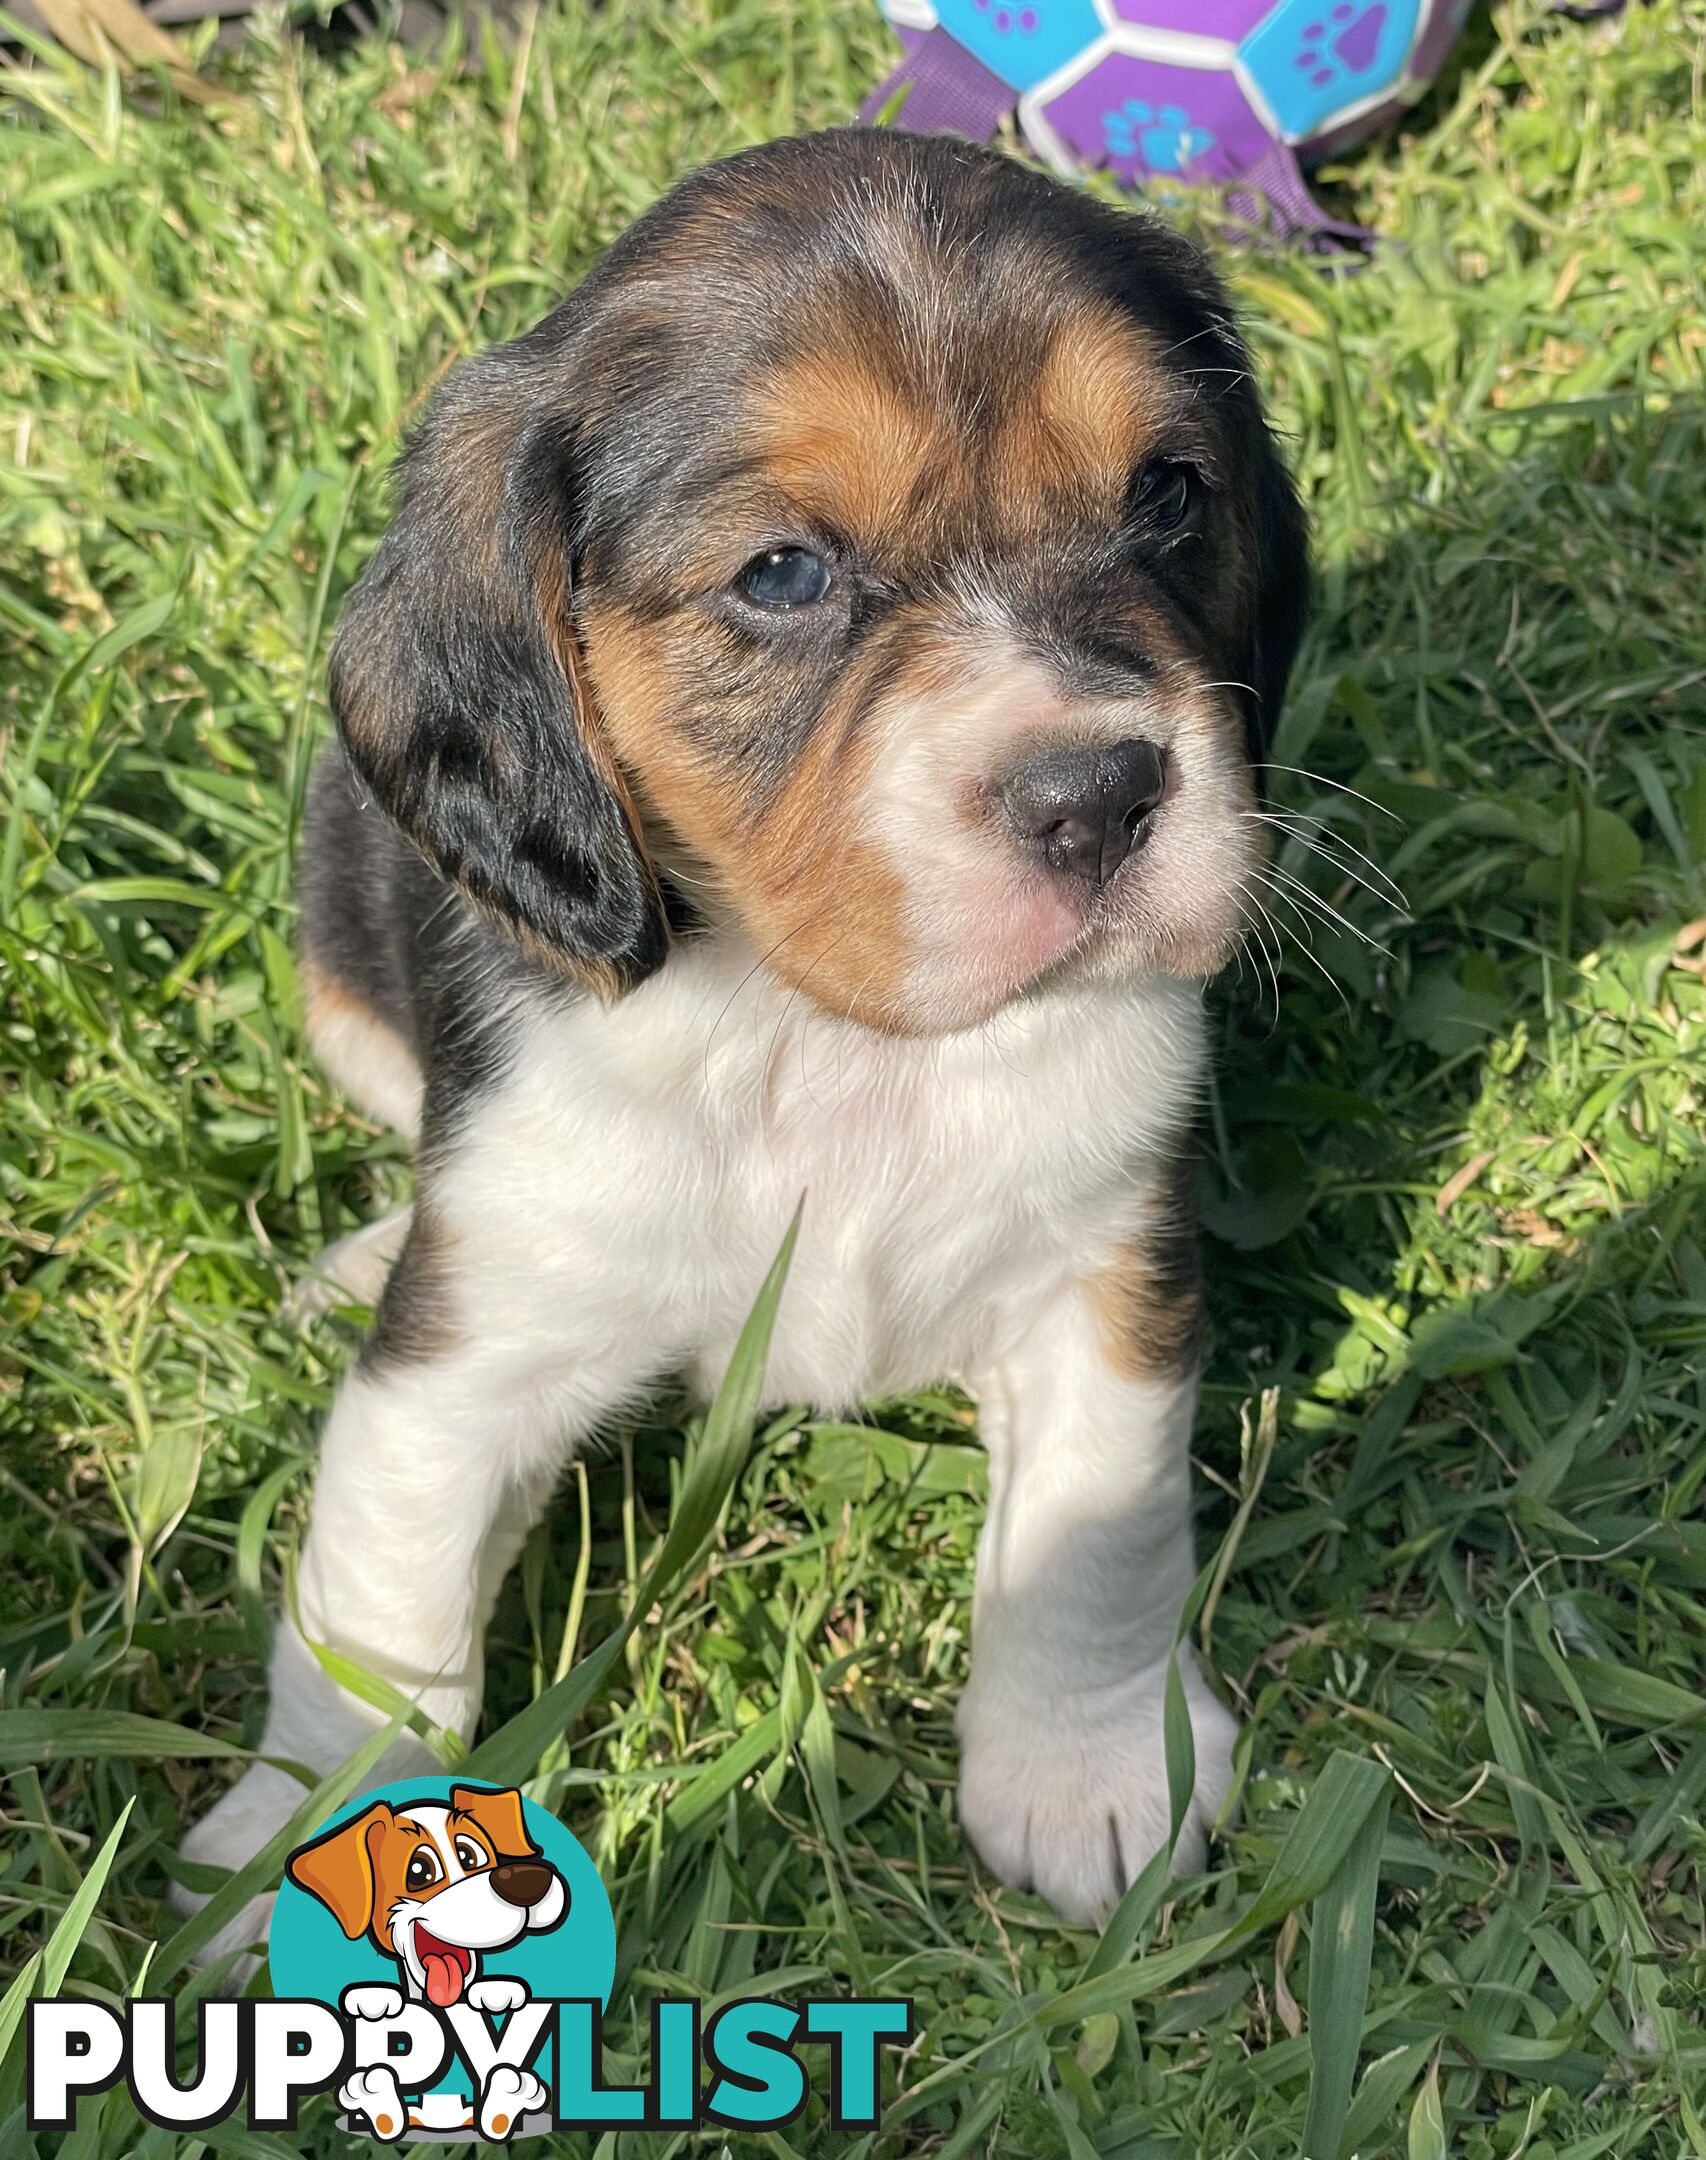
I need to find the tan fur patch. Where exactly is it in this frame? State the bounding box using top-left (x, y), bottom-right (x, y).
top-left (1088, 1164), bottom-right (1204, 1384)
top-left (735, 688), bottom-right (914, 1030)
top-left (302, 961), bottom-right (423, 1138)
top-left (583, 599), bottom-right (916, 1028)
top-left (533, 546), bottom-right (666, 1001)
top-left (750, 347), bottom-right (952, 542)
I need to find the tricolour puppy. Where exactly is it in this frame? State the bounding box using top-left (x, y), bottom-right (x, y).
top-left (182, 126), bottom-right (1308, 1936)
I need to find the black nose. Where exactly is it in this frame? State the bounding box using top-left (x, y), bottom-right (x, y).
top-left (490, 1861), bottom-right (555, 1909)
top-left (999, 738), bottom-right (1168, 888)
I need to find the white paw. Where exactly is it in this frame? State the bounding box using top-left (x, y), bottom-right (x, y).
top-left (173, 1761), bottom-right (310, 1979)
top-left (176, 1761), bottom-right (304, 1887)
top-left (341, 2065), bottom-right (407, 2142)
top-left (956, 1654), bottom-right (1237, 1929)
top-left (466, 1975), bottom-right (529, 2016)
top-left (173, 1624), bottom-right (446, 1976)
top-left (479, 2064), bottom-right (547, 2141)
top-left (342, 1983), bottom-right (405, 2021)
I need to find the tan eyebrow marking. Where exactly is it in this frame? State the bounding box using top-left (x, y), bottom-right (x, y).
top-left (748, 346), bottom-right (951, 540)
top-left (994, 304), bottom-right (1170, 514)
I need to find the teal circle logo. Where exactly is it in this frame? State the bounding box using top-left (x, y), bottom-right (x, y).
top-left (270, 1778), bottom-right (614, 2141)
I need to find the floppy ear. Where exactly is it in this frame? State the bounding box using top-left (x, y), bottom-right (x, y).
top-left (1240, 438), bottom-right (1312, 766)
top-left (327, 342), bottom-right (668, 999)
top-left (285, 1800), bottom-right (389, 1940)
top-left (450, 1783), bottom-right (538, 1864)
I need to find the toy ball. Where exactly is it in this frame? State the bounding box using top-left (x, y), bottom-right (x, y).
top-left (865, 0), bottom-right (1474, 232)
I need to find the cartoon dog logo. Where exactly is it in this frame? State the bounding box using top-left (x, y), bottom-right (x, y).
top-left (285, 1783), bottom-right (567, 2141)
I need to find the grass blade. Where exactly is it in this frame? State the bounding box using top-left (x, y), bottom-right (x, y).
top-left (0, 1710), bottom-right (250, 1765)
top-left (0, 1795), bottom-right (136, 2070)
top-left (1300, 1772), bottom-right (1390, 2159)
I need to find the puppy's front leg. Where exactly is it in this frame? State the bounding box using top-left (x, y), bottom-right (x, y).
top-left (957, 1260), bottom-right (1237, 1928)
top-left (178, 1215), bottom-right (669, 1957)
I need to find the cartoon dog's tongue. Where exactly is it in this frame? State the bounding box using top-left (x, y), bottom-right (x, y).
top-left (414, 1928), bottom-right (469, 2008)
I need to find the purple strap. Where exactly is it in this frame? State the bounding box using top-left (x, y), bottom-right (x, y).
top-left (857, 26), bottom-right (1015, 140)
top-left (1222, 139), bottom-right (1374, 249)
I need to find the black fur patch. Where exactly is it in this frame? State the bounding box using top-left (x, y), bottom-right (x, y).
top-left (327, 377), bottom-right (667, 996)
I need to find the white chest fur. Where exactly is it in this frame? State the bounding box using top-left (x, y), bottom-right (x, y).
top-left (181, 948), bottom-right (1231, 1959)
top-left (436, 939), bottom-right (1206, 1409)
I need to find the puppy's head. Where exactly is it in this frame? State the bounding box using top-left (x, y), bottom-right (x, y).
top-left (285, 1784), bottom-right (567, 2005)
top-left (331, 128), bottom-right (1308, 1032)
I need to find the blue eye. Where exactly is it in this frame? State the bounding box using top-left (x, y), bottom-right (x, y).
top-left (738, 546), bottom-right (831, 609)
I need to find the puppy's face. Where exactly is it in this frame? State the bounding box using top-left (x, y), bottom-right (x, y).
top-left (332, 130), bottom-right (1307, 1033)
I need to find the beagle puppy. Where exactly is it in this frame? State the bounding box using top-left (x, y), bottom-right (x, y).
top-left (286, 1783), bottom-right (563, 2138)
top-left (182, 126), bottom-right (1308, 1936)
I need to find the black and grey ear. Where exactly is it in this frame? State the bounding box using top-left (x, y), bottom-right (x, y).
top-left (1241, 438), bottom-right (1312, 765)
top-left (328, 346), bottom-right (667, 998)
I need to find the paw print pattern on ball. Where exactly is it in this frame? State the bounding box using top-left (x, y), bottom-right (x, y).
top-left (976, 0), bottom-right (1041, 29)
top-left (879, 0), bottom-right (1471, 202)
top-left (1102, 98), bottom-right (1218, 173)
top-left (1297, 1), bottom-right (1387, 86)
top-left (1238, 0), bottom-right (1420, 144)
top-left (934, 0), bottom-right (1103, 92)
top-left (1035, 50), bottom-right (1271, 186)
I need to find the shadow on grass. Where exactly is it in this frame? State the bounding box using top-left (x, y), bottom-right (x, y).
top-left (1185, 387), bottom-right (1706, 1924)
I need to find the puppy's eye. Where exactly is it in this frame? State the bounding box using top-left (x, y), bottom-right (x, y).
top-left (738, 546), bottom-right (832, 609)
top-left (1128, 460), bottom-right (1200, 536)
top-left (405, 1849), bottom-right (442, 1892)
top-left (454, 1837), bottom-right (486, 1872)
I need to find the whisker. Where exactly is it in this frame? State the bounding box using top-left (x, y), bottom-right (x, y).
top-left (1245, 812), bottom-right (1408, 914)
top-left (1224, 913), bottom-right (1250, 998)
top-left (1251, 800), bottom-right (1406, 893)
top-left (701, 907), bottom-right (832, 1087)
top-left (760, 931), bottom-right (850, 1117)
top-left (1247, 808), bottom-right (1409, 912)
top-left (1258, 863), bottom-right (1383, 956)
top-left (1154, 320), bottom-right (1237, 363)
top-left (1257, 761), bottom-right (1404, 824)
top-left (1258, 863), bottom-right (1391, 960)
top-left (1252, 882), bottom-right (1353, 1016)
top-left (832, 954), bottom-right (901, 1107)
top-left (1233, 888), bottom-right (1284, 1028)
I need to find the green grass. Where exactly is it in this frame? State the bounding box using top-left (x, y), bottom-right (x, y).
top-left (2, 1), bottom-right (1704, 2152)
